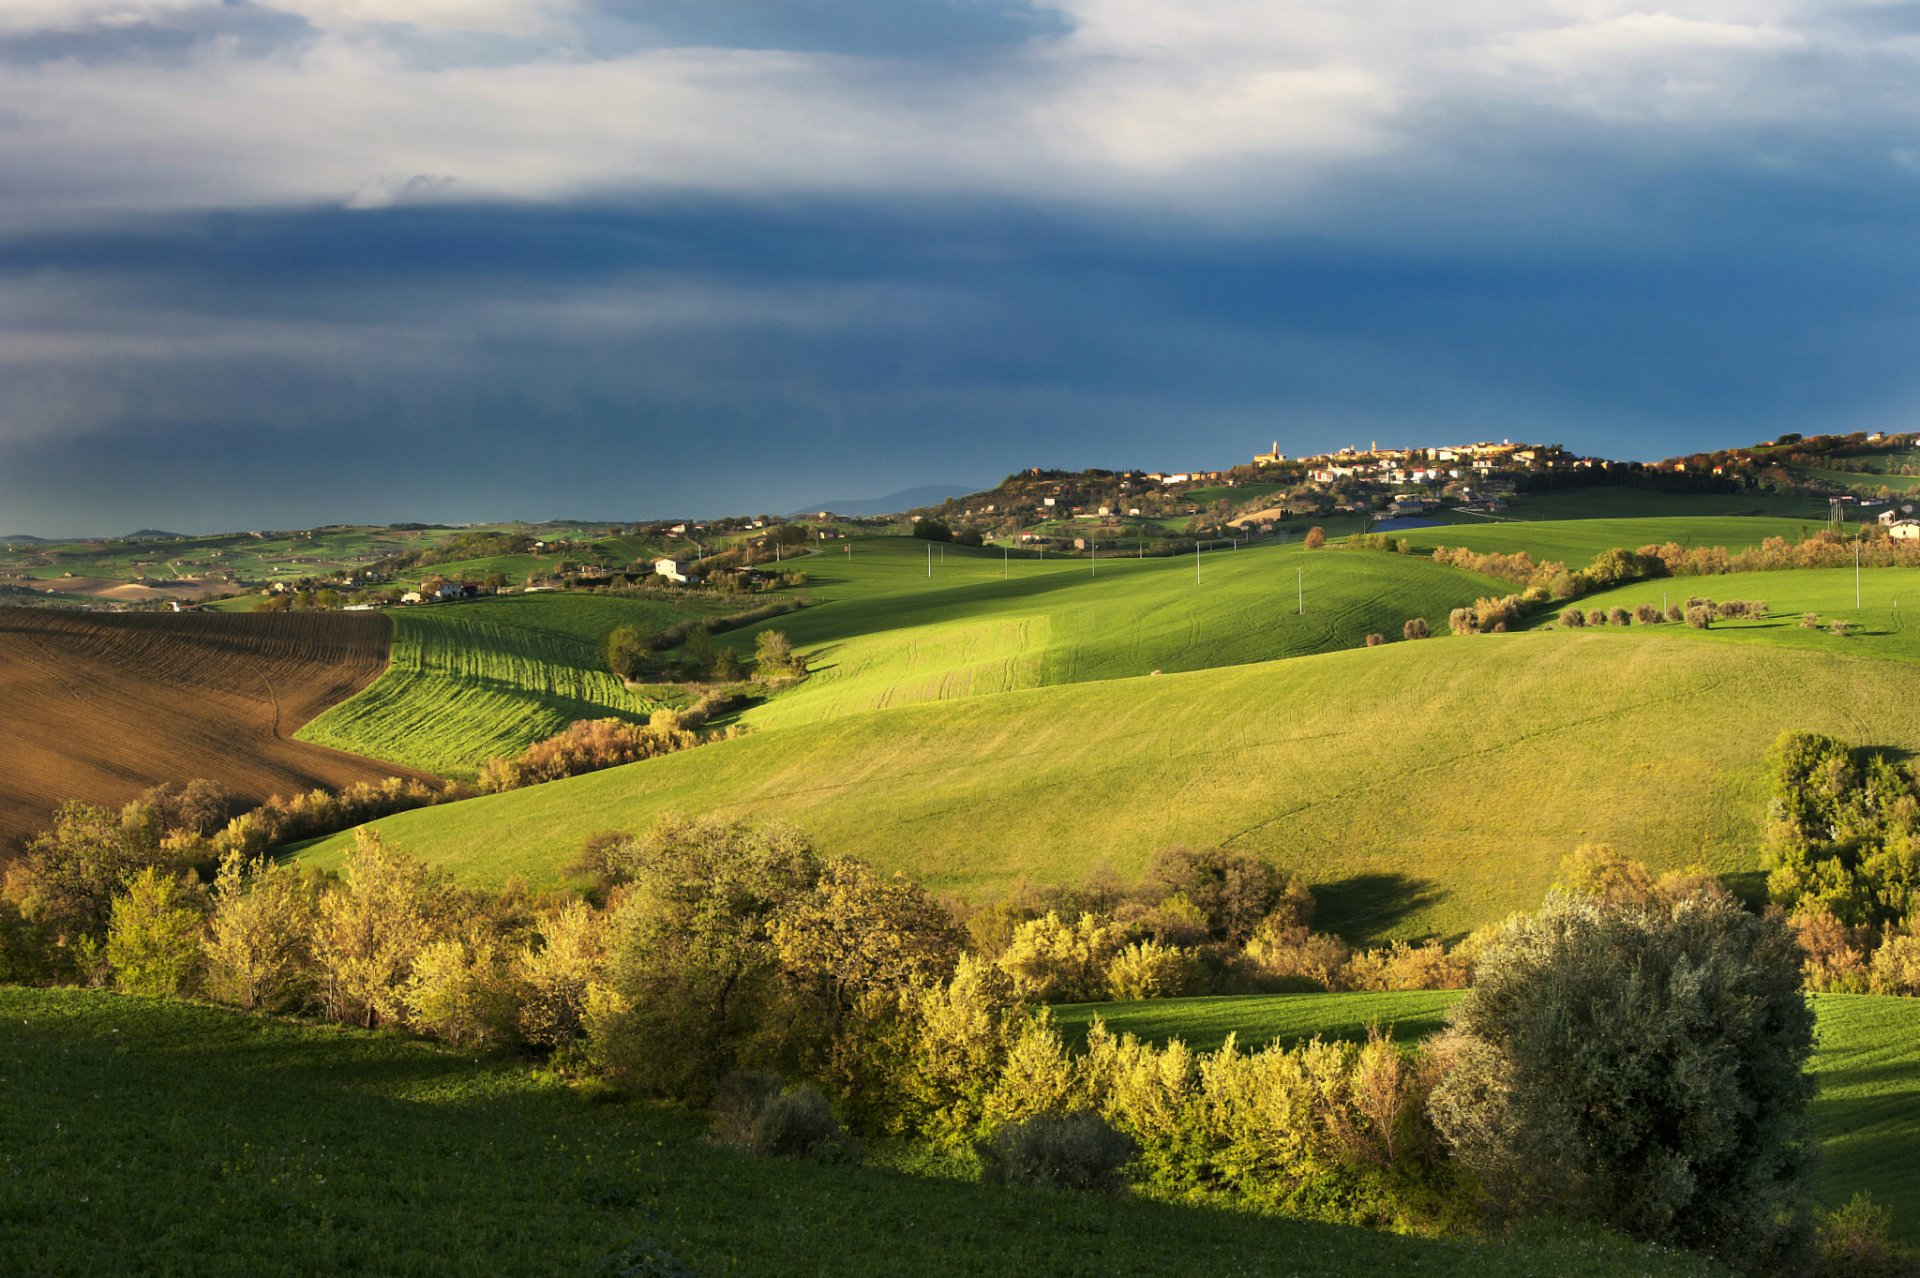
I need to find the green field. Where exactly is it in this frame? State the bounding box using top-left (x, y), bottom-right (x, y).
top-left (297, 593), bottom-right (727, 777)
top-left (1792, 464), bottom-right (1920, 495)
top-left (1056, 989), bottom-right (1920, 1241)
top-left (1544, 567), bottom-right (1920, 664)
top-left (1053, 990), bottom-right (1457, 1051)
top-left (1395, 515), bottom-right (1820, 565)
top-left (300, 632), bottom-right (1920, 940)
top-left (0, 986), bottom-right (1728, 1278)
top-left (733, 537), bottom-right (1505, 731)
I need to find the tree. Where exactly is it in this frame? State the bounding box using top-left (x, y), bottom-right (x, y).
top-left (1402, 617), bottom-right (1430, 640)
top-left (605, 624), bottom-right (653, 680)
top-left (517, 900), bottom-right (605, 1049)
top-left (1304, 526), bottom-right (1327, 549)
top-left (754, 629), bottom-right (798, 675)
top-left (405, 924), bottom-right (521, 1048)
top-left (313, 830), bottom-right (451, 1029)
top-left (1428, 891), bottom-right (1816, 1273)
top-left (204, 850), bottom-right (320, 1012)
top-left (772, 857), bottom-right (962, 1033)
top-left (6, 801), bottom-right (179, 950)
top-left (106, 867), bottom-right (208, 997)
top-left (912, 518), bottom-right (953, 542)
top-left (586, 815), bottom-right (822, 1095)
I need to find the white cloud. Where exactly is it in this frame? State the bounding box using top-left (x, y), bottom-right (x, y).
top-left (0, 2), bottom-right (1908, 227)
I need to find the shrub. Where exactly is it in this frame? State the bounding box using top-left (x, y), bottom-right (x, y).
top-left (1142, 846), bottom-right (1290, 945)
top-left (1586, 609), bottom-right (1606, 626)
top-left (204, 851), bottom-right (319, 1012)
top-left (1402, 617), bottom-right (1430, 640)
top-left (1869, 933), bottom-right (1920, 996)
top-left (1685, 604), bottom-right (1712, 629)
top-left (1830, 620), bottom-right (1851, 638)
top-left (712, 1070), bottom-right (854, 1161)
top-left (997, 911), bottom-right (1127, 1002)
top-left (755, 629), bottom-right (801, 674)
top-left (1802, 612), bottom-right (1821, 629)
top-left (586, 816), bottom-right (822, 1097)
top-left (517, 900), bottom-right (605, 1049)
top-left (1448, 607), bottom-right (1475, 636)
top-left (1344, 940), bottom-right (1469, 991)
top-left (1816, 1192), bottom-right (1917, 1278)
top-left (1606, 607), bottom-right (1631, 627)
top-left (1365, 632), bottom-right (1385, 647)
top-left (1241, 917), bottom-right (1350, 991)
top-left (478, 717), bottom-right (704, 794)
top-left (1559, 607), bottom-right (1585, 627)
top-left (1105, 940), bottom-right (1195, 1000)
top-left (1429, 892), bottom-right (1816, 1272)
top-left (977, 1111), bottom-right (1136, 1192)
top-left (1666, 603), bottom-right (1685, 623)
top-left (106, 867), bottom-right (208, 997)
top-left (405, 925), bottom-right (522, 1047)
top-left (1304, 526), bottom-right (1327, 549)
top-left (313, 830), bottom-right (452, 1030)
top-left (1633, 604), bottom-right (1662, 624)
top-left (1788, 910), bottom-right (1870, 994)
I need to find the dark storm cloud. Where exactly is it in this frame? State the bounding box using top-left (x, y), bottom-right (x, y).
top-left (4, 1), bottom-right (1920, 533)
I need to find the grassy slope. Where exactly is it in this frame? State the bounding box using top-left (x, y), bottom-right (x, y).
top-left (1054, 990), bottom-right (1920, 1241)
top-left (738, 537), bottom-right (1507, 731)
top-left (0, 986), bottom-right (1725, 1278)
top-left (1793, 464), bottom-right (1920, 494)
top-left (300, 632), bottom-right (1920, 941)
top-left (1543, 567), bottom-right (1920, 665)
top-left (1395, 516), bottom-right (1819, 564)
top-left (297, 593), bottom-right (727, 777)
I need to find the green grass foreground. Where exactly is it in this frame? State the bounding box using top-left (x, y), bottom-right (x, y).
top-left (298, 632), bottom-right (1920, 941)
top-left (1054, 990), bottom-right (1920, 1242)
top-left (0, 986), bottom-right (1726, 1278)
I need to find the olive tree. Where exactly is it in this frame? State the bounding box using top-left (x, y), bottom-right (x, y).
top-left (1428, 891), bottom-right (1815, 1274)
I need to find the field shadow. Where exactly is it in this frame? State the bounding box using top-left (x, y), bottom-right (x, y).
top-left (1721, 869), bottom-right (1769, 908)
top-left (1314, 872), bottom-right (1446, 942)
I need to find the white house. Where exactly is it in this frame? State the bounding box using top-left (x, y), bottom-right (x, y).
top-left (1889, 520), bottom-right (1920, 541)
top-left (400, 590), bottom-right (423, 604)
top-left (653, 557), bottom-right (692, 584)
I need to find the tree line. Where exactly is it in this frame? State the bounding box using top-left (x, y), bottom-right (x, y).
top-left (0, 796), bottom-right (1904, 1274)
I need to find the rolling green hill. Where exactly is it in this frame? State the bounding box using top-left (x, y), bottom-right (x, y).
top-left (1395, 515), bottom-right (1820, 564)
top-left (1791, 464), bottom-right (1920, 495)
top-left (0, 986), bottom-right (1724, 1278)
top-left (300, 632), bottom-right (1920, 941)
top-left (1054, 990), bottom-right (1920, 1241)
top-left (296, 593), bottom-right (728, 777)
top-left (1542, 567), bottom-right (1920, 665)
top-left (732, 537), bottom-right (1506, 731)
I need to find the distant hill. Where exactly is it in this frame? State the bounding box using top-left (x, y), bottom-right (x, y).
top-left (0, 535), bottom-right (52, 544)
top-left (123, 529), bottom-right (189, 541)
top-left (795, 485), bottom-right (976, 517)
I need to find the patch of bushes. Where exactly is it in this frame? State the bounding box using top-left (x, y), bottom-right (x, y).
top-left (977, 1111), bottom-right (1135, 1192)
top-left (712, 1070), bottom-right (857, 1163)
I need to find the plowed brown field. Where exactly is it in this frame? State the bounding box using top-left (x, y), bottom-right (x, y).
top-left (0, 608), bottom-right (426, 854)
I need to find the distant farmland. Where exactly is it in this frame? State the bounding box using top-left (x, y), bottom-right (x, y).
top-left (0, 609), bottom-right (424, 853)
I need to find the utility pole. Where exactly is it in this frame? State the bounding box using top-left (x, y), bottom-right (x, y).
top-left (1857, 537), bottom-right (1863, 610)
top-left (926, 542), bottom-right (931, 577)
top-left (1004, 543), bottom-right (1008, 580)
top-left (1297, 566), bottom-right (1304, 615)
top-left (1195, 541), bottom-right (1201, 585)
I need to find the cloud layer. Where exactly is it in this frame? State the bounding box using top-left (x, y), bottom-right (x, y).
top-left (4, 1), bottom-right (1920, 531)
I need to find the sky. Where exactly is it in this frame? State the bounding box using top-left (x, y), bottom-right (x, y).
top-left (5, 1), bottom-right (1920, 534)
